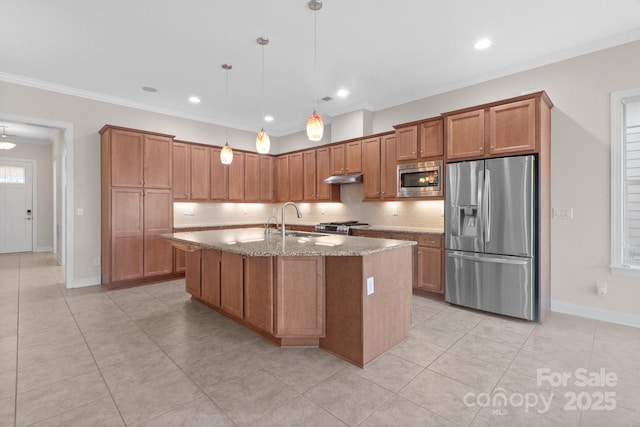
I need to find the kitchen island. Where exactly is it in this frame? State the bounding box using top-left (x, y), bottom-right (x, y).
top-left (162, 228), bottom-right (415, 367)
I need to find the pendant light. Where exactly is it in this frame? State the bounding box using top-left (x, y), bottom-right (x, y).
top-left (255, 37), bottom-right (271, 154)
top-left (306, 0), bottom-right (324, 142)
top-left (0, 126), bottom-right (16, 150)
top-left (220, 64), bottom-right (234, 165)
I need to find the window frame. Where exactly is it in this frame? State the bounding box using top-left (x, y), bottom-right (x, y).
top-left (611, 88), bottom-right (640, 277)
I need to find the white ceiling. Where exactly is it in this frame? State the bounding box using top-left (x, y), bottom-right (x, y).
top-left (2, 0), bottom-right (640, 138)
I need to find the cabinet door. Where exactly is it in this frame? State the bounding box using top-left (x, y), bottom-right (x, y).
top-left (244, 256), bottom-right (274, 334)
top-left (185, 249), bottom-right (202, 297)
top-left (289, 153), bottom-right (304, 201)
top-left (330, 144), bottom-right (345, 175)
top-left (220, 251), bottom-right (243, 318)
top-left (190, 145), bottom-right (210, 200)
top-left (416, 246), bottom-right (443, 293)
top-left (395, 126), bottom-right (418, 161)
top-left (210, 147), bottom-right (229, 200)
top-left (275, 256), bottom-right (325, 337)
top-left (303, 150), bottom-right (317, 200)
top-left (489, 98), bottom-right (536, 156)
top-left (260, 156), bottom-right (274, 202)
top-left (362, 137), bottom-right (381, 199)
top-left (419, 119), bottom-right (444, 158)
top-left (345, 140), bottom-right (362, 173)
top-left (316, 147), bottom-right (339, 201)
top-left (228, 152), bottom-right (245, 201)
top-left (276, 155), bottom-right (289, 202)
top-left (445, 109), bottom-right (485, 161)
top-left (144, 135), bottom-right (172, 189)
top-left (143, 189), bottom-right (173, 276)
top-left (380, 134), bottom-right (397, 199)
top-left (172, 142), bottom-right (190, 200)
top-left (111, 188), bottom-right (143, 281)
top-left (174, 248), bottom-right (185, 273)
top-left (244, 153), bottom-right (260, 201)
top-left (110, 129), bottom-right (143, 187)
top-left (201, 249), bottom-right (221, 306)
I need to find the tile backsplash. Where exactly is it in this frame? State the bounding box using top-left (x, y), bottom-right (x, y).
top-left (174, 183), bottom-right (444, 231)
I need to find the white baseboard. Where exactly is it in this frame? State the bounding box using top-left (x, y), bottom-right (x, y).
top-left (36, 246), bottom-right (53, 252)
top-left (70, 276), bottom-right (100, 289)
top-left (551, 300), bottom-right (640, 328)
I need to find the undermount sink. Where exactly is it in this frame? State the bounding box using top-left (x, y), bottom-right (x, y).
top-left (283, 231), bottom-right (328, 238)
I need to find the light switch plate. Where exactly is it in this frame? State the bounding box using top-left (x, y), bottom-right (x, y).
top-left (552, 207), bottom-right (573, 220)
top-left (366, 277), bottom-right (374, 295)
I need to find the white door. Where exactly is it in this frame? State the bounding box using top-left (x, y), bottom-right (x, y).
top-left (0, 160), bottom-right (33, 253)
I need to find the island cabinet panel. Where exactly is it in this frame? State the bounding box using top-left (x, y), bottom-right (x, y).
top-left (244, 256), bottom-right (274, 334)
top-left (189, 145), bottom-right (210, 200)
top-left (275, 256), bottom-right (325, 337)
top-left (185, 249), bottom-right (202, 298)
top-left (228, 152), bottom-right (245, 201)
top-left (201, 249), bottom-right (221, 307)
top-left (172, 142), bottom-right (190, 200)
top-left (220, 251), bottom-right (244, 319)
top-left (210, 147), bottom-right (229, 200)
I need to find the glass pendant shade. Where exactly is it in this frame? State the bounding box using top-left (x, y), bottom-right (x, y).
top-left (256, 128), bottom-right (270, 154)
top-left (0, 142), bottom-right (16, 150)
top-left (306, 111), bottom-right (324, 141)
top-left (220, 142), bottom-right (233, 165)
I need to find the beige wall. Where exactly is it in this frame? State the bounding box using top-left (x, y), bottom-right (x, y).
top-left (0, 142), bottom-right (53, 251)
top-left (1, 39), bottom-right (640, 324)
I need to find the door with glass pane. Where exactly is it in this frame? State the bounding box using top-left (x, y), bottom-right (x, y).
top-left (0, 160), bottom-right (33, 253)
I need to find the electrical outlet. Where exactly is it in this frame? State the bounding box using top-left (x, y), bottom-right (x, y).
top-left (366, 277), bottom-right (374, 295)
top-left (392, 206), bottom-right (398, 216)
top-left (242, 205), bottom-right (248, 214)
top-left (595, 280), bottom-right (607, 296)
top-left (77, 208), bottom-right (84, 216)
top-left (93, 257), bottom-right (100, 266)
top-left (552, 208), bottom-right (573, 220)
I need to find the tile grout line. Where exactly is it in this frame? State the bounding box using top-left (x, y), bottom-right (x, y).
top-left (12, 254), bottom-right (22, 427)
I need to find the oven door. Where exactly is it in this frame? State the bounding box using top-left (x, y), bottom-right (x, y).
top-left (398, 161), bottom-right (442, 197)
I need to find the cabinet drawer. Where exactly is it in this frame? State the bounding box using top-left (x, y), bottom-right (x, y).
top-left (417, 234), bottom-right (442, 248)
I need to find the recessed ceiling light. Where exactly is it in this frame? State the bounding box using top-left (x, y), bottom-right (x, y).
top-left (336, 89), bottom-right (349, 97)
top-left (189, 96), bottom-right (201, 103)
top-left (142, 86), bottom-right (157, 93)
top-left (264, 115), bottom-right (274, 122)
top-left (474, 38), bottom-right (492, 50)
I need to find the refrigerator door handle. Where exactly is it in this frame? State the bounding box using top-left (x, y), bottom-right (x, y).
top-left (447, 251), bottom-right (530, 266)
top-left (484, 169), bottom-right (491, 244)
top-left (477, 166), bottom-right (485, 247)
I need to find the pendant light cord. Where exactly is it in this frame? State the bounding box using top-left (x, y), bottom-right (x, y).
top-left (225, 67), bottom-right (230, 142)
top-left (261, 42), bottom-right (265, 127)
top-left (313, 8), bottom-right (317, 112)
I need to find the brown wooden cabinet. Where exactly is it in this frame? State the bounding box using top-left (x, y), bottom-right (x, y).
top-left (330, 140), bottom-right (362, 175)
top-left (415, 235), bottom-right (443, 293)
top-left (185, 249), bottom-right (202, 297)
top-left (172, 142), bottom-right (190, 200)
top-left (210, 147), bottom-right (229, 200)
top-left (288, 152), bottom-right (304, 201)
top-left (260, 156), bottom-right (275, 202)
top-left (275, 256), bottom-right (325, 337)
top-left (316, 147), bottom-right (340, 201)
top-left (201, 249), bottom-right (221, 306)
top-left (303, 150), bottom-right (317, 200)
top-left (276, 155), bottom-right (290, 202)
top-left (244, 153), bottom-right (260, 201)
top-left (244, 256), bottom-right (274, 334)
top-left (220, 251), bottom-right (244, 319)
top-left (100, 125), bottom-right (175, 289)
top-left (189, 145), bottom-right (210, 200)
top-left (444, 92), bottom-right (550, 161)
top-left (228, 152), bottom-right (245, 201)
top-left (395, 126), bottom-right (418, 161)
top-left (380, 134), bottom-right (397, 199)
top-left (362, 136), bottom-right (381, 200)
top-left (395, 118), bottom-right (444, 162)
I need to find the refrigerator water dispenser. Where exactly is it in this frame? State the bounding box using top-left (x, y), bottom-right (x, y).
top-left (458, 206), bottom-right (478, 237)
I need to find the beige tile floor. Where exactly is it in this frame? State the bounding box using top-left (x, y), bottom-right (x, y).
top-left (1, 252), bottom-right (640, 426)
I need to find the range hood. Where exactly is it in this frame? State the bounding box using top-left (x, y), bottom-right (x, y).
top-left (323, 173), bottom-right (363, 185)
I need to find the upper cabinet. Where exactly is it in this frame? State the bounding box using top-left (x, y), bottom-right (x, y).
top-left (172, 142), bottom-right (190, 200)
top-left (228, 152), bottom-right (245, 201)
top-left (190, 145), bottom-right (211, 200)
top-left (260, 156), bottom-right (275, 202)
top-left (330, 140), bottom-right (362, 175)
top-left (244, 153), bottom-right (260, 202)
top-left (210, 147), bottom-right (229, 200)
top-left (276, 155), bottom-right (290, 202)
top-left (395, 118), bottom-right (443, 162)
top-left (362, 136), bottom-right (381, 200)
top-left (380, 134), bottom-right (398, 200)
top-left (444, 92), bottom-right (552, 161)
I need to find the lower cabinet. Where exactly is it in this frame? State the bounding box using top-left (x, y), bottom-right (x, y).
top-left (244, 256), bottom-right (274, 334)
top-left (220, 251), bottom-right (244, 318)
top-left (201, 249), bottom-right (221, 307)
top-left (185, 249), bottom-right (202, 298)
top-left (416, 235), bottom-right (444, 293)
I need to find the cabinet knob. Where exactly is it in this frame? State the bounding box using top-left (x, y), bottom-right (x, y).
top-left (479, 146), bottom-right (484, 150)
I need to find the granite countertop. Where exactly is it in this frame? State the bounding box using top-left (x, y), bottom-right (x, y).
top-left (162, 228), bottom-right (416, 257)
top-left (172, 223), bottom-right (444, 235)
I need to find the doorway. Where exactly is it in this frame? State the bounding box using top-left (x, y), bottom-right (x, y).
top-left (0, 159), bottom-right (34, 253)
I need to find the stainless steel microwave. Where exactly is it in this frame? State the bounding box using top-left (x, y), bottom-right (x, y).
top-left (397, 160), bottom-right (443, 197)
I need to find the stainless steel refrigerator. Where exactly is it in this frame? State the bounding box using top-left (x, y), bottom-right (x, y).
top-left (445, 155), bottom-right (536, 321)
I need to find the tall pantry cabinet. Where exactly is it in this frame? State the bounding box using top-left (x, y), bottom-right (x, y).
top-left (100, 125), bottom-right (176, 289)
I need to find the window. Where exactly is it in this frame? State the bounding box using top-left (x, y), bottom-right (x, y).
top-left (611, 89), bottom-right (640, 276)
top-left (0, 165), bottom-right (26, 184)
